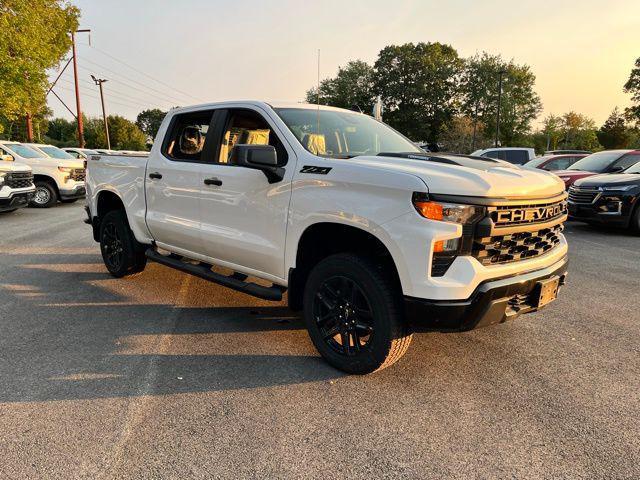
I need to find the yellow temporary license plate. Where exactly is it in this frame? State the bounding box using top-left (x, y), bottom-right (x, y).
top-left (537, 276), bottom-right (560, 308)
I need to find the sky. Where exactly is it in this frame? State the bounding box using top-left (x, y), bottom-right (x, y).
top-left (48, 0), bottom-right (640, 129)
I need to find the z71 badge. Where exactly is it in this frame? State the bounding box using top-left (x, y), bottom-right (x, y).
top-left (300, 165), bottom-right (332, 175)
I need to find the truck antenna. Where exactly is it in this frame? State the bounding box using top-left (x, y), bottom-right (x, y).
top-left (316, 49), bottom-right (320, 134)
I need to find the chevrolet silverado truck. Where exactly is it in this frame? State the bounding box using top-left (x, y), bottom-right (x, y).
top-left (0, 141), bottom-right (86, 208)
top-left (0, 158), bottom-right (35, 213)
top-left (86, 101), bottom-right (569, 374)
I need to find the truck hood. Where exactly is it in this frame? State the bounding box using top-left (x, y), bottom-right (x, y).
top-left (0, 161), bottom-right (32, 173)
top-left (350, 154), bottom-right (565, 199)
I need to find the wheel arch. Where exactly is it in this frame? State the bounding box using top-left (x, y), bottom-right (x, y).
top-left (287, 221), bottom-right (405, 311)
top-left (33, 174), bottom-right (60, 197)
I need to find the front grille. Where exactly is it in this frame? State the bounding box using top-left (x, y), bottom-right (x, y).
top-left (6, 171), bottom-right (34, 189)
top-left (490, 199), bottom-right (567, 227)
top-left (70, 168), bottom-right (86, 182)
top-left (568, 186), bottom-right (600, 204)
top-left (472, 224), bottom-right (564, 266)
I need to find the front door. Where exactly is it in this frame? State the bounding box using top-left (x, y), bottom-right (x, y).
top-left (145, 108), bottom-right (216, 255)
top-left (198, 107), bottom-right (296, 280)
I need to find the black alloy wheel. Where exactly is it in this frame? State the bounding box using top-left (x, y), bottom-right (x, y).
top-left (101, 220), bottom-right (124, 272)
top-left (99, 209), bottom-right (147, 277)
top-left (313, 275), bottom-right (374, 356)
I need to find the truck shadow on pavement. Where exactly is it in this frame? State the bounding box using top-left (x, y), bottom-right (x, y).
top-left (0, 252), bottom-right (341, 403)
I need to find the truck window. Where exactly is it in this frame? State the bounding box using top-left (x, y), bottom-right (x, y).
top-left (163, 110), bottom-right (213, 162)
top-left (504, 150), bottom-right (529, 164)
top-left (219, 109), bottom-right (288, 166)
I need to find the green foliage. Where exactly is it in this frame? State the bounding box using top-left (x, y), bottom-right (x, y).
top-left (374, 42), bottom-right (463, 142)
top-left (107, 115), bottom-right (147, 150)
top-left (439, 116), bottom-right (491, 154)
top-left (597, 108), bottom-right (633, 149)
top-left (536, 112), bottom-right (602, 152)
top-left (136, 108), bottom-right (167, 140)
top-left (0, 0), bottom-right (79, 130)
top-left (46, 115), bottom-right (147, 150)
top-left (461, 53), bottom-right (542, 146)
top-left (623, 57), bottom-right (640, 125)
top-left (305, 60), bottom-right (375, 113)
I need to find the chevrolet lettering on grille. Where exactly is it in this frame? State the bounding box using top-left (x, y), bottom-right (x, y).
top-left (493, 202), bottom-right (567, 226)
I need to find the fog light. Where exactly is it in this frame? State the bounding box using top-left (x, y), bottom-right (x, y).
top-left (434, 238), bottom-right (460, 253)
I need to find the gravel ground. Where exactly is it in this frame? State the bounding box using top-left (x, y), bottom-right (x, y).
top-left (0, 203), bottom-right (638, 479)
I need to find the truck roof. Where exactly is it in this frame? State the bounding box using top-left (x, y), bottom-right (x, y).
top-left (170, 100), bottom-right (358, 115)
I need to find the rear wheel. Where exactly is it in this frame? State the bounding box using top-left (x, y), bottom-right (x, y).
top-left (99, 210), bottom-right (147, 277)
top-left (303, 253), bottom-right (412, 374)
top-left (30, 181), bottom-right (58, 208)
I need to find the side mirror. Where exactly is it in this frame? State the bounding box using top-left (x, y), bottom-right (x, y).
top-left (230, 144), bottom-right (284, 183)
top-left (609, 165), bottom-right (624, 173)
top-left (1, 154), bottom-right (14, 162)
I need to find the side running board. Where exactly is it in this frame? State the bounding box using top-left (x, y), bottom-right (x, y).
top-left (145, 249), bottom-right (285, 301)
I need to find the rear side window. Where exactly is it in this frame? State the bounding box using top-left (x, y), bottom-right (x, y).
top-left (163, 110), bottom-right (213, 162)
top-left (504, 150), bottom-right (529, 164)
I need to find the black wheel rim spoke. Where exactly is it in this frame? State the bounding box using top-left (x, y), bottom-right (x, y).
top-left (313, 275), bottom-right (374, 357)
top-left (102, 222), bottom-right (123, 269)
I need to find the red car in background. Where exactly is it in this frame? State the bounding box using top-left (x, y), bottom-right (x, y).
top-left (523, 153), bottom-right (588, 171)
top-left (550, 150), bottom-right (637, 188)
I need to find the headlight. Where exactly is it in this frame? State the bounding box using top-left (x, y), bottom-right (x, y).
top-left (601, 185), bottom-right (635, 192)
top-left (412, 194), bottom-right (485, 224)
top-left (58, 166), bottom-right (74, 173)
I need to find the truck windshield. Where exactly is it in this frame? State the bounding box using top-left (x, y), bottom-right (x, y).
top-left (275, 108), bottom-right (422, 159)
top-left (5, 144), bottom-right (42, 159)
top-left (38, 146), bottom-right (74, 159)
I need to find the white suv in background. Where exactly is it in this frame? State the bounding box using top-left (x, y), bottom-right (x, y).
top-left (0, 141), bottom-right (86, 208)
top-left (0, 159), bottom-right (35, 213)
top-left (471, 147), bottom-right (536, 165)
top-left (63, 147), bottom-right (101, 159)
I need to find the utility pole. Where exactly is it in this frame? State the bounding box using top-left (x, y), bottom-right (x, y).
top-left (91, 75), bottom-right (111, 149)
top-left (71, 29), bottom-right (91, 147)
top-left (494, 69), bottom-right (507, 148)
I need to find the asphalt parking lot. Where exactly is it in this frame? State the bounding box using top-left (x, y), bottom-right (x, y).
top-left (1, 203), bottom-right (639, 479)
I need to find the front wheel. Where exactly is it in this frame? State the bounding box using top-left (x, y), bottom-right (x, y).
top-left (30, 181), bottom-right (58, 208)
top-left (303, 253), bottom-right (412, 374)
top-left (99, 210), bottom-right (147, 277)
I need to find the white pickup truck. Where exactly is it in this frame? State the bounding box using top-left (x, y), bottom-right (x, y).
top-left (86, 101), bottom-right (569, 373)
top-left (0, 160), bottom-right (35, 213)
top-left (0, 141), bottom-right (86, 208)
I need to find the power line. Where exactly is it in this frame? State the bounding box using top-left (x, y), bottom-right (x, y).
top-left (79, 57), bottom-right (193, 106)
top-left (84, 43), bottom-right (205, 103)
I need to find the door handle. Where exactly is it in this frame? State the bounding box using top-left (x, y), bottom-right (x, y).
top-left (204, 177), bottom-right (222, 186)
top-left (149, 172), bottom-right (162, 179)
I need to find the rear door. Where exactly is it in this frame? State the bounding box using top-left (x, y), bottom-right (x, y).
top-left (145, 108), bottom-right (216, 254)
top-left (197, 106), bottom-right (296, 280)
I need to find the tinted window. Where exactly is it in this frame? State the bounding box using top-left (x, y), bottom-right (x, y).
top-left (611, 153), bottom-right (640, 171)
top-left (544, 157), bottom-right (573, 170)
top-left (219, 109), bottom-right (288, 166)
top-left (483, 150), bottom-right (506, 160)
top-left (163, 110), bottom-right (213, 162)
top-left (504, 150), bottom-right (529, 164)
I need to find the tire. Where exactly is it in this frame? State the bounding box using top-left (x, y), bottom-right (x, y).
top-left (99, 209), bottom-right (147, 277)
top-left (60, 198), bottom-right (78, 204)
top-left (631, 204), bottom-right (640, 233)
top-left (303, 253), bottom-right (412, 374)
top-left (30, 181), bottom-right (58, 208)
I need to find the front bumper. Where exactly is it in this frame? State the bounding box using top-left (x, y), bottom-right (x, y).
top-left (0, 190), bottom-right (35, 212)
top-left (59, 184), bottom-right (86, 200)
top-left (405, 256), bottom-right (568, 331)
top-left (568, 195), bottom-right (637, 228)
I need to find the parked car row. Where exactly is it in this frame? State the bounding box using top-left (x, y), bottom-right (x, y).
top-left (470, 147), bottom-right (640, 231)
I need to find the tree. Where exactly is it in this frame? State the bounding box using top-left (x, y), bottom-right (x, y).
top-left (374, 42), bottom-right (464, 142)
top-left (305, 60), bottom-right (376, 114)
top-left (439, 116), bottom-right (490, 154)
top-left (46, 117), bottom-right (77, 145)
top-left (461, 53), bottom-right (542, 146)
top-left (598, 108), bottom-right (633, 149)
top-left (136, 108), bottom-right (167, 141)
top-left (105, 116), bottom-right (147, 150)
top-left (0, 1), bottom-right (79, 134)
top-left (624, 57), bottom-right (640, 125)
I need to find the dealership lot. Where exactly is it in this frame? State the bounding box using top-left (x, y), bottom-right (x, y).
top-left (1, 204), bottom-right (638, 479)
